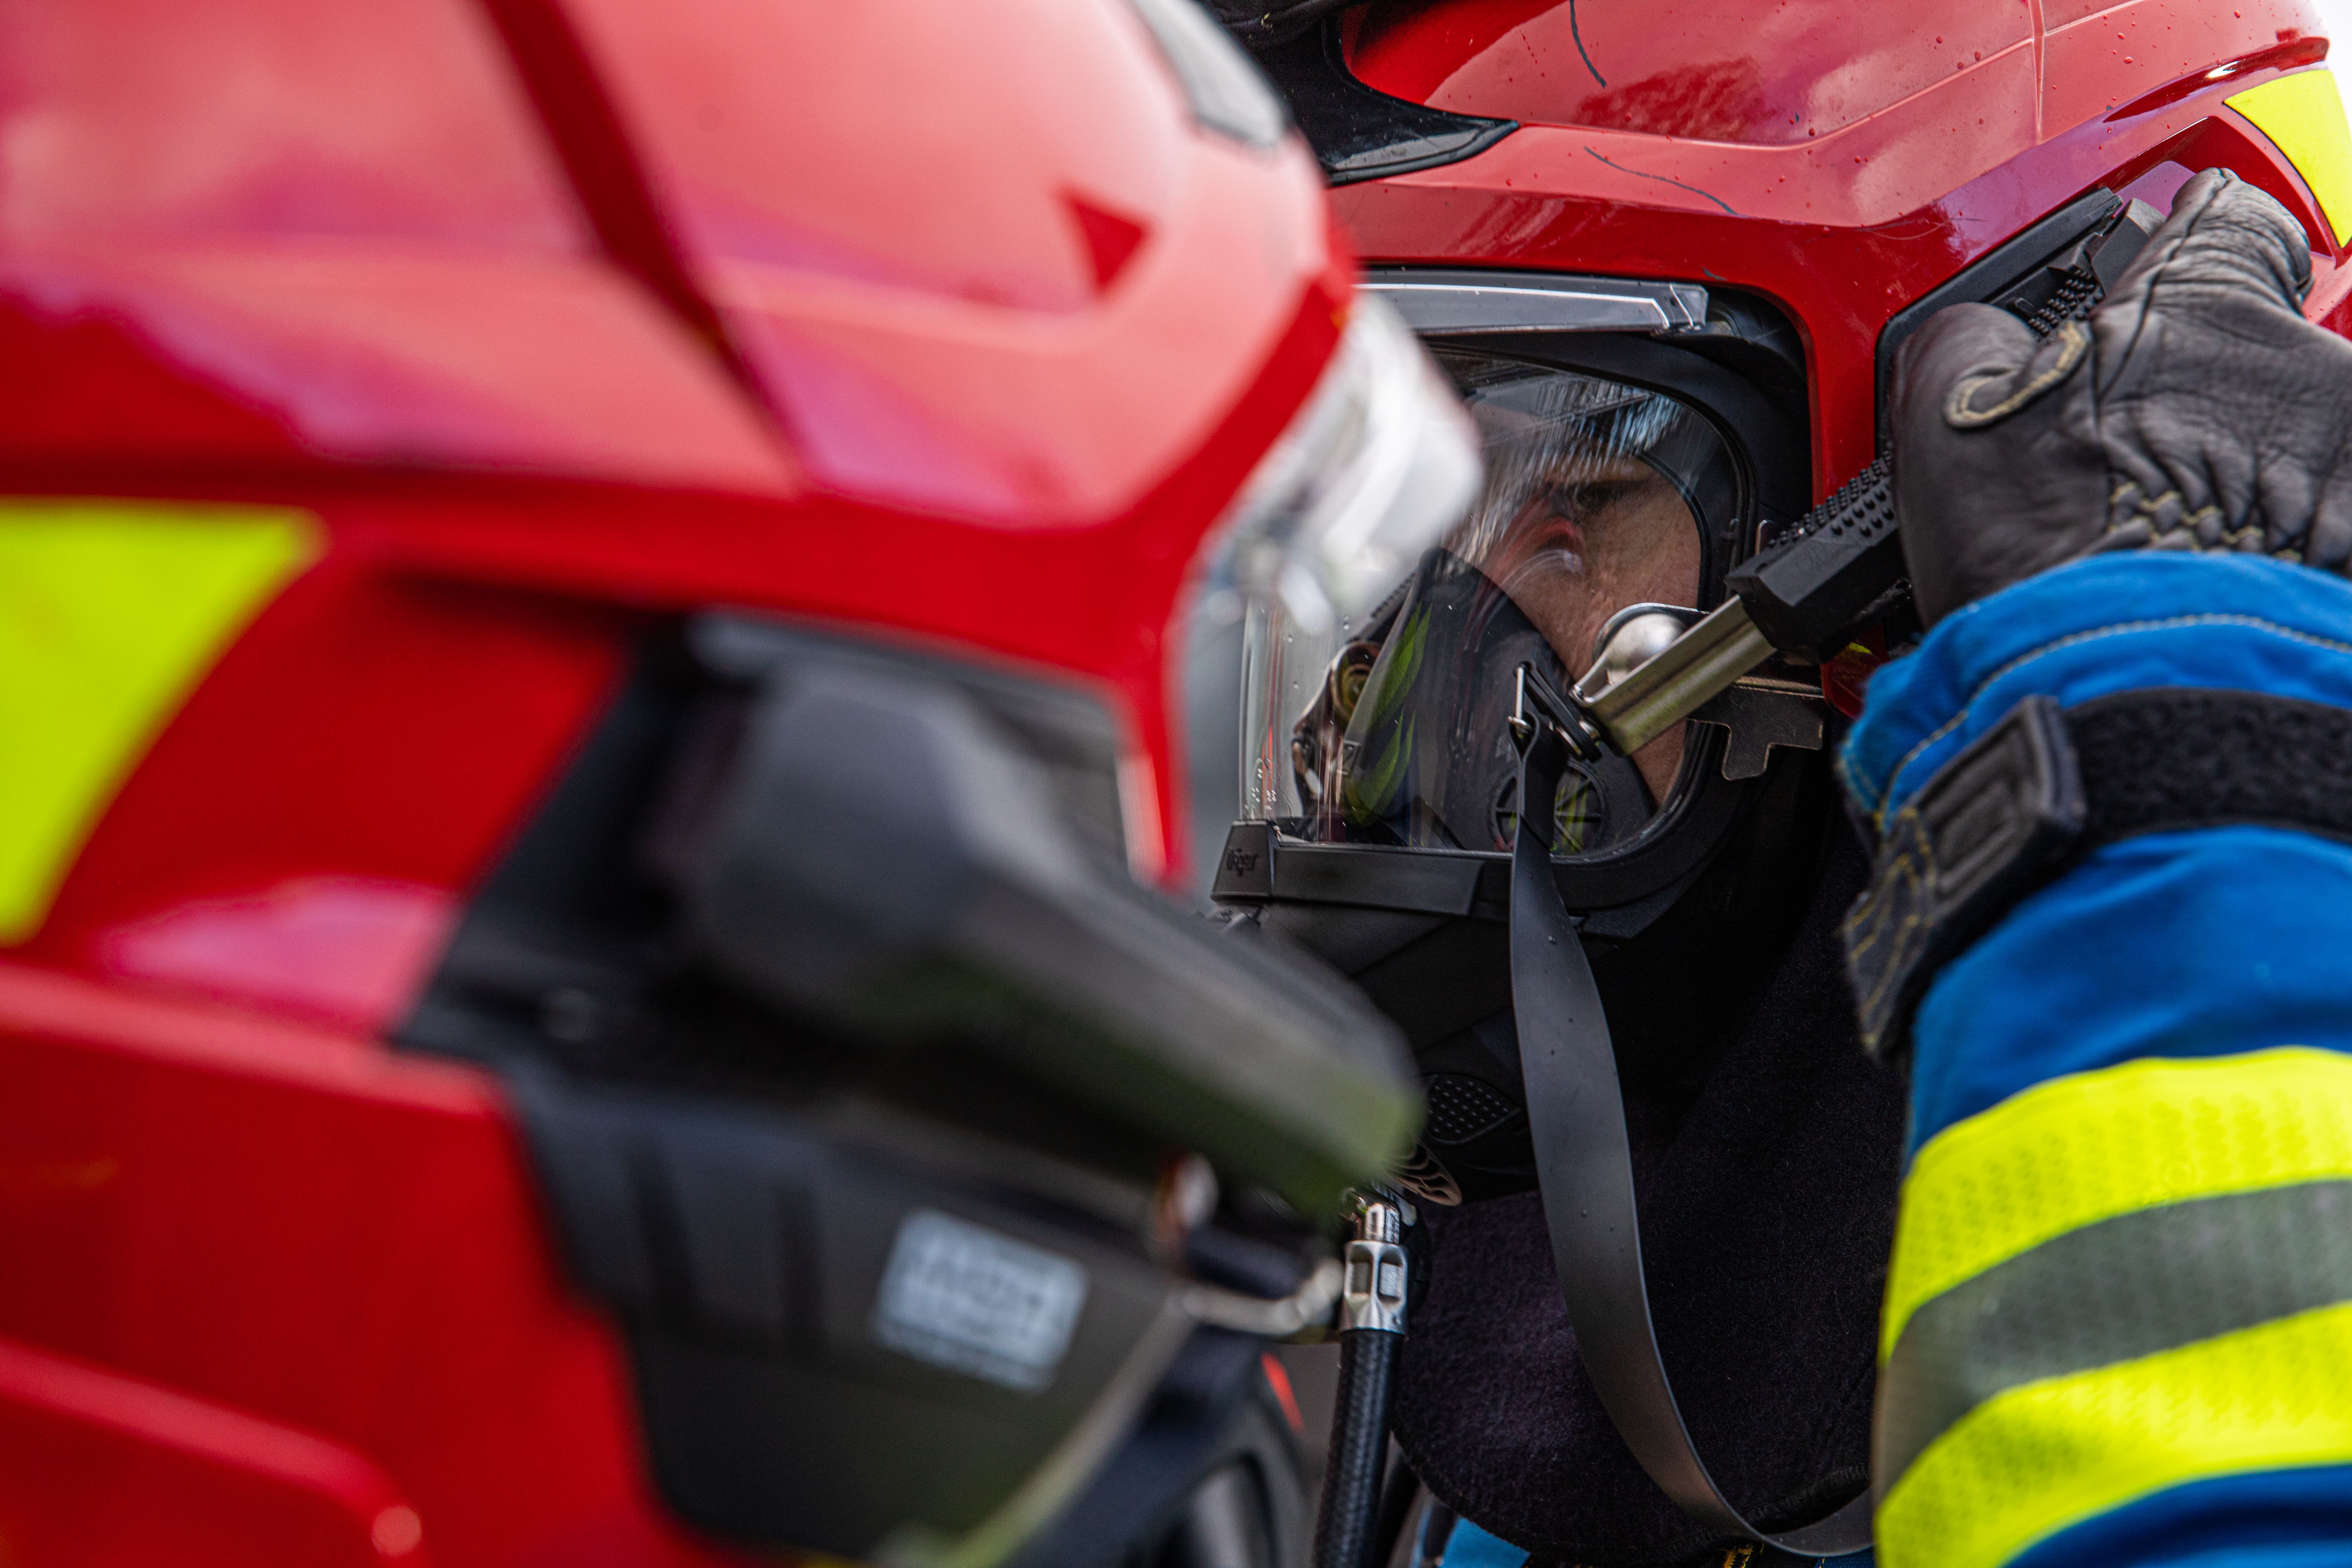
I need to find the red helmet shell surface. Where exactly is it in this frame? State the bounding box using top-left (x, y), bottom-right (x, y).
top-left (0, 0), bottom-right (1348, 919)
top-left (0, 0), bottom-right (1346, 1560)
top-left (1334, 0), bottom-right (2348, 489)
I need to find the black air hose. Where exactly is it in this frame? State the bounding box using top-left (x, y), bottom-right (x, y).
top-left (1311, 1197), bottom-right (1409, 1568)
top-left (1368, 1448), bottom-right (1421, 1568)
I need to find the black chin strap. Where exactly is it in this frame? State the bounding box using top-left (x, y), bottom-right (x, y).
top-left (1510, 721), bottom-right (1874, 1559)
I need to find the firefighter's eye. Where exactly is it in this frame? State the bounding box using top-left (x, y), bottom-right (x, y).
top-left (1545, 479), bottom-right (1630, 519)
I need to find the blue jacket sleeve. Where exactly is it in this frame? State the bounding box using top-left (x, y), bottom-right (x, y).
top-left (1840, 553), bottom-right (2352, 1568)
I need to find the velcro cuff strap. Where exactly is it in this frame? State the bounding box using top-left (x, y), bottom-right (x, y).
top-left (1844, 688), bottom-right (2352, 1056)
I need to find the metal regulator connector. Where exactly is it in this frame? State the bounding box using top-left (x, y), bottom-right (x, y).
top-left (1339, 1193), bottom-right (1411, 1335)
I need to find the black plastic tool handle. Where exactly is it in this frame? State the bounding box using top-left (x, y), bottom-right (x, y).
top-left (1723, 196), bottom-right (2161, 656)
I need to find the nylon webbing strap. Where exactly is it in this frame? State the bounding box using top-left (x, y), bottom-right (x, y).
top-left (1509, 723), bottom-right (1874, 1558)
top-left (1845, 687), bottom-right (2352, 1057)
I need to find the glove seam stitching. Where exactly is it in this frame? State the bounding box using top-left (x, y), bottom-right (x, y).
top-left (2106, 483), bottom-right (2284, 554)
top-left (1944, 322), bottom-right (2090, 428)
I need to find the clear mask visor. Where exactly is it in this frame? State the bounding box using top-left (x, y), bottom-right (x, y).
top-left (1247, 351), bottom-right (1737, 857)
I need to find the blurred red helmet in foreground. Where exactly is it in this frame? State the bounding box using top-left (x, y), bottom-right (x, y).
top-left (0, 0), bottom-right (1473, 1563)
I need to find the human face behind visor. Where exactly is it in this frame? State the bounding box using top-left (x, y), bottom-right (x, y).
top-left (1276, 353), bottom-right (1736, 856)
top-left (1442, 355), bottom-right (1706, 798)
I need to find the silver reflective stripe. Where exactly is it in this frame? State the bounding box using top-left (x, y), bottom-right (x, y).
top-left (1876, 1177), bottom-right (2352, 1496)
top-left (1367, 270), bottom-right (1708, 335)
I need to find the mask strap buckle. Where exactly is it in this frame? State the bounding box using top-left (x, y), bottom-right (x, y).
top-left (1508, 662), bottom-right (1604, 759)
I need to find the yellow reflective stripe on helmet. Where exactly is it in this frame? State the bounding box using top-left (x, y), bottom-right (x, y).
top-left (2228, 69), bottom-right (2352, 247)
top-left (1876, 1298), bottom-right (2352, 1568)
top-left (1884, 1047), bottom-right (2352, 1360)
top-left (0, 501), bottom-right (321, 943)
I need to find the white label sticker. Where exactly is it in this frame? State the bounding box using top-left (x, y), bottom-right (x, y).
top-left (872, 1209), bottom-right (1089, 1392)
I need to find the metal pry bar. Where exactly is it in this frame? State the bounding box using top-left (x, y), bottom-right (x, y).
top-left (1577, 597), bottom-right (1776, 756)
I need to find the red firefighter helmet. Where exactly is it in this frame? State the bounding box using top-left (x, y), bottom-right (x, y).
top-left (0, 0), bottom-right (1475, 1563)
top-left (1215, 0), bottom-right (2352, 903)
top-left (1203, 1), bottom-right (2352, 1561)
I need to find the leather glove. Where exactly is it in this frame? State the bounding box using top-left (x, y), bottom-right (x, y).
top-left (1891, 168), bottom-right (2352, 624)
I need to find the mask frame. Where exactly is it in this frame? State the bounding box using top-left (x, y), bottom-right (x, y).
top-left (1213, 270), bottom-right (1821, 941)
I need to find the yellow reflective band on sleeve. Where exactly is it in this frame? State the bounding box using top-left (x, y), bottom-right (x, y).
top-left (1883, 1048), bottom-right (2352, 1360)
top-left (2228, 68), bottom-right (2352, 247)
top-left (0, 501), bottom-right (321, 943)
top-left (1876, 1298), bottom-right (2352, 1568)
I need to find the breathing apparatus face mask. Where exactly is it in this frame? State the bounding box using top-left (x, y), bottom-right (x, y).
top-left (1202, 280), bottom-right (1824, 1209)
top-left (1203, 282), bottom-right (1866, 1561)
top-left (1273, 354), bottom-right (1738, 862)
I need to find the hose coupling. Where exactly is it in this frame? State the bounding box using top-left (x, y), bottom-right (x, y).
top-left (1340, 1197), bottom-right (1408, 1334)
